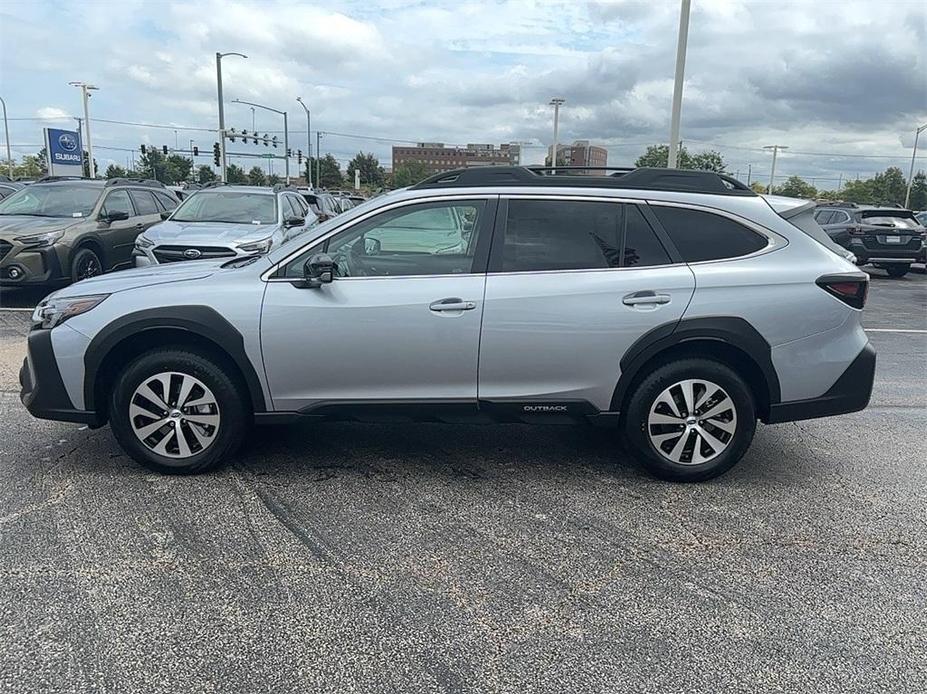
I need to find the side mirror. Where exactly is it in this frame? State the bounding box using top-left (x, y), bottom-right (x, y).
top-left (364, 237), bottom-right (381, 256)
top-left (102, 210), bottom-right (129, 223)
top-left (284, 216), bottom-right (303, 228)
top-left (159, 210), bottom-right (172, 220)
top-left (299, 253), bottom-right (335, 288)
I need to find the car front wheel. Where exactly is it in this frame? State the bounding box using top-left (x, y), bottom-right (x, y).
top-left (624, 358), bottom-right (756, 482)
top-left (70, 247), bottom-right (103, 283)
top-left (109, 348), bottom-right (248, 474)
top-left (886, 264), bottom-right (909, 278)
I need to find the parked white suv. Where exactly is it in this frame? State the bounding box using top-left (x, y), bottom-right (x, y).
top-left (22, 166), bottom-right (874, 481)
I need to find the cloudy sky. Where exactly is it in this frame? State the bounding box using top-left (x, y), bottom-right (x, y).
top-left (1, 0), bottom-right (925, 188)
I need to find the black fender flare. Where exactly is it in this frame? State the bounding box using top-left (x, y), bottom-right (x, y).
top-left (83, 306), bottom-right (266, 413)
top-left (610, 316), bottom-right (781, 412)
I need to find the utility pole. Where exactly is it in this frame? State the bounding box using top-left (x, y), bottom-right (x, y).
top-left (904, 123), bottom-right (927, 208)
top-left (316, 131), bottom-right (321, 187)
top-left (283, 110), bottom-right (289, 184)
top-left (0, 96), bottom-right (11, 177)
top-left (296, 97), bottom-right (312, 188)
top-left (215, 51), bottom-right (248, 182)
top-left (763, 145), bottom-right (788, 194)
top-left (747, 163), bottom-right (752, 186)
top-left (549, 97), bottom-right (564, 174)
top-left (69, 82), bottom-right (98, 178)
top-left (667, 0), bottom-right (691, 169)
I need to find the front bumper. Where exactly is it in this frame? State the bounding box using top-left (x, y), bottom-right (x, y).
top-left (764, 342), bottom-right (876, 424)
top-left (0, 242), bottom-right (67, 286)
top-left (20, 328), bottom-right (102, 426)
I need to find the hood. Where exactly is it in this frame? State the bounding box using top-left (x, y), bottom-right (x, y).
top-left (48, 258), bottom-right (233, 300)
top-left (0, 215), bottom-right (84, 237)
top-left (147, 220), bottom-right (279, 245)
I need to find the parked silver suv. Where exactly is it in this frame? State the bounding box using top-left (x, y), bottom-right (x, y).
top-left (133, 183), bottom-right (317, 265)
top-left (21, 166), bottom-right (874, 481)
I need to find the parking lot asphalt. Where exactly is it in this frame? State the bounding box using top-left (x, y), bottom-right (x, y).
top-left (0, 272), bottom-right (925, 694)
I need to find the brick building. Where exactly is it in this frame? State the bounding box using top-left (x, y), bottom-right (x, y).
top-left (547, 140), bottom-right (608, 173)
top-left (392, 143), bottom-right (519, 175)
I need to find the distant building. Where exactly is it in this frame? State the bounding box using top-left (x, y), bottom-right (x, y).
top-left (547, 140), bottom-right (608, 174)
top-left (392, 143), bottom-right (518, 175)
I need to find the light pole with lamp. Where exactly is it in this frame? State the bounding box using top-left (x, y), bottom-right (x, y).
top-left (215, 51), bottom-right (248, 182)
top-left (667, 0), bottom-right (691, 169)
top-left (232, 99), bottom-right (289, 184)
top-left (296, 97), bottom-right (312, 188)
top-left (549, 98), bottom-right (564, 174)
top-left (904, 123), bottom-right (927, 209)
top-left (68, 81), bottom-right (98, 178)
top-left (0, 96), bottom-right (12, 178)
top-left (763, 144), bottom-right (788, 194)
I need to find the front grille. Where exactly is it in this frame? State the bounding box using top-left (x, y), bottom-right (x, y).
top-left (0, 240), bottom-right (11, 262)
top-left (152, 245), bottom-right (237, 263)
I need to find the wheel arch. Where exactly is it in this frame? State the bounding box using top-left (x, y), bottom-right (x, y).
top-left (70, 234), bottom-right (107, 270)
top-left (612, 317), bottom-right (780, 420)
top-left (84, 306), bottom-right (267, 422)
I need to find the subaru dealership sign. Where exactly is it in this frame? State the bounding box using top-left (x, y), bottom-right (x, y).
top-left (43, 128), bottom-right (84, 176)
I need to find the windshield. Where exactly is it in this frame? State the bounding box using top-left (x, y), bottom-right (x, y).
top-left (0, 184), bottom-right (101, 218)
top-left (859, 211), bottom-right (921, 229)
top-left (171, 191), bottom-right (277, 224)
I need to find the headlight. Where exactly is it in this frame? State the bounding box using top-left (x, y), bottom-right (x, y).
top-left (135, 235), bottom-right (154, 249)
top-left (236, 236), bottom-right (273, 254)
top-left (15, 230), bottom-right (65, 247)
top-left (31, 294), bottom-right (109, 330)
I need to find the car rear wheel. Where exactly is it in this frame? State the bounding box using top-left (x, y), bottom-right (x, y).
top-left (109, 348), bottom-right (247, 474)
top-left (624, 358), bottom-right (756, 482)
top-left (70, 247), bottom-right (103, 283)
top-left (886, 264), bottom-right (909, 278)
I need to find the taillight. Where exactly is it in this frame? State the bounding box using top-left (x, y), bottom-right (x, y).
top-left (817, 275), bottom-right (868, 309)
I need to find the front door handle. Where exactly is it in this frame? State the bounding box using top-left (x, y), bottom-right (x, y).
top-left (429, 298), bottom-right (476, 312)
top-left (622, 291), bottom-right (671, 306)
top-left (135, 223), bottom-right (145, 230)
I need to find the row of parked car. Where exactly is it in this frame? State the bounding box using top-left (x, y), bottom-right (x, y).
top-left (0, 176), bottom-right (363, 286)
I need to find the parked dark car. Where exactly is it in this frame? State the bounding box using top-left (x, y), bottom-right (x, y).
top-left (813, 203), bottom-right (926, 277)
top-left (299, 190), bottom-right (341, 222)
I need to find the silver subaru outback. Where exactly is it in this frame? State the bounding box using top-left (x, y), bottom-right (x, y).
top-left (20, 166), bottom-right (874, 482)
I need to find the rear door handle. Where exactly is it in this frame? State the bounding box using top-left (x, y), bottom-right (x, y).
top-left (622, 291), bottom-right (671, 306)
top-left (429, 298), bottom-right (476, 311)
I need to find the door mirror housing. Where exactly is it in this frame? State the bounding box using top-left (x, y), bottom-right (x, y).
top-left (363, 237), bottom-right (381, 256)
top-left (297, 253), bottom-right (335, 288)
top-left (101, 210), bottom-right (130, 223)
top-left (284, 216), bottom-right (304, 229)
top-left (159, 210), bottom-right (172, 220)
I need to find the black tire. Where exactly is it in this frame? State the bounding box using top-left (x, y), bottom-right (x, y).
top-left (109, 348), bottom-right (248, 474)
top-left (886, 264), bottom-right (909, 278)
top-left (70, 246), bottom-right (103, 283)
top-left (623, 358), bottom-right (756, 482)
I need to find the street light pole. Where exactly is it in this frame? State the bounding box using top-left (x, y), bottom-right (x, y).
top-left (69, 82), bottom-right (98, 178)
top-left (904, 123), bottom-right (927, 209)
top-left (763, 144), bottom-right (788, 194)
top-left (0, 96), bottom-right (12, 177)
top-left (296, 97), bottom-right (312, 188)
top-left (316, 131), bottom-right (322, 187)
top-left (667, 0), bottom-right (691, 169)
top-left (215, 51), bottom-right (248, 182)
top-left (549, 97), bottom-right (564, 174)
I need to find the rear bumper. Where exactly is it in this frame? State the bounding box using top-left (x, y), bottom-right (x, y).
top-left (764, 342), bottom-right (875, 424)
top-left (20, 328), bottom-right (103, 426)
top-left (847, 238), bottom-right (922, 263)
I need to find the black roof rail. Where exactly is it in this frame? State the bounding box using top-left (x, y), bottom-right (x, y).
top-left (271, 182), bottom-right (299, 193)
top-left (201, 181), bottom-right (226, 188)
top-left (409, 165), bottom-right (756, 196)
top-left (529, 165), bottom-right (635, 175)
top-left (104, 177), bottom-right (166, 189)
top-left (815, 201), bottom-right (858, 208)
top-left (34, 175), bottom-right (96, 183)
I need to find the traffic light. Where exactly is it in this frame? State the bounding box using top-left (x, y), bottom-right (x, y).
top-left (162, 145), bottom-right (169, 155)
top-left (213, 142), bottom-right (221, 166)
top-left (229, 128), bottom-right (237, 143)
top-left (140, 144), bottom-right (147, 154)
top-left (263, 134), bottom-right (268, 147)
top-left (271, 136), bottom-right (278, 149)
top-left (193, 145), bottom-right (199, 157)
top-left (287, 148), bottom-right (292, 158)
top-left (297, 149), bottom-right (303, 165)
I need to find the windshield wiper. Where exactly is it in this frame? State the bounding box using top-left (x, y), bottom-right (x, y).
top-left (0, 212), bottom-right (63, 217)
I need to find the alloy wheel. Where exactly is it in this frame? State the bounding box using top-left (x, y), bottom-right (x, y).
top-left (647, 378), bottom-right (737, 465)
top-left (76, 255), bottom-right (101, 280)
top-left (129, 371), bottom-right (220, 459)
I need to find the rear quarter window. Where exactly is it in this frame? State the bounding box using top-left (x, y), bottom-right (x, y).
top-left (651, 205), bottom-right (768, 262)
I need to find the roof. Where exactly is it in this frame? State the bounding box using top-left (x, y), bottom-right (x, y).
top-left (409, 165), bottom-right (756, 197)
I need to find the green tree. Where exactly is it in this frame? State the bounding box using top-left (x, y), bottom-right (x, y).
top-left (346, 151), bottom-right (384, 187)
top-left (104, 164), bottom-right (128, 179)
top-left (226, 163), bottom-right (247, 184)
top-left (308, 155), bottom-right (344, 188)
top-left (816, 188), bottom-right (843, 201)
top-left (197, 165), bottom-right (218, 183)
top-left (774, 175), bottom-right (818, 199)
top-left (391, 161), bottom-right (431, 188)
top-left (12, 155), bottom-right (46, 179)
top-left (164, 154), bottom-right (193, 184)
top-left (248, 166), bottom-right (267, 186)
top-left (840, 166), bottom-right (909, 206)
top-left (634, 144), bottom-right (726, 173)
top-left (138, 149), bottom-right (168, 182)
top-left (749, 181), bottom-right (766, 194)
top-left (267, 173), bottom-right (281, 186)
top-left (908, 171), bottom-right (927, 210)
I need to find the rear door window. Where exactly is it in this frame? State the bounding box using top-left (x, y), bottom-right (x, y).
top-left (814, 210), bottom-right (835, 225)
top-left (651, 205), bottom-right (768, 262)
